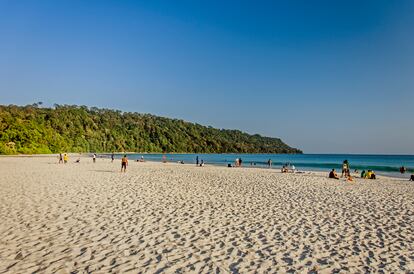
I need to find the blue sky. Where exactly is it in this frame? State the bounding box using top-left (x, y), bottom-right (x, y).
top-left (0, 0), bottom-right (413, 154)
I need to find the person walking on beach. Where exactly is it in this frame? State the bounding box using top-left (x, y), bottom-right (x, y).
top-left (58, 153), bottom-right (63, 164)
top-left (111, 152), bottom-right (114, 163)
top-left (63, 153), bottom-right (68, 164)
top-left (93, 153), bottom-right (96, 163)
top-left (196, 156), bottom-right (199, 166)
top-left (121, 155), bottom-right (128, 172)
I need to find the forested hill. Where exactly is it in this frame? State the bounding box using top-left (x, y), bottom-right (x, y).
top-left (0, 104), bottom-right (302, 154)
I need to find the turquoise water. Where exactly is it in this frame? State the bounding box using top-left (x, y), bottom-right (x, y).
top-left (108, 153), bottom-right (414, 177)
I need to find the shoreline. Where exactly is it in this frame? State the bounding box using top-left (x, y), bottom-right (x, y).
top-left (0, 153), bottom-right (411, 181)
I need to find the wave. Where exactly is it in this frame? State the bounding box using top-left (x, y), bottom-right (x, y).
top-left (209, 159), bottom-right (413, 173)
top-left (104, 153), bottom-right (414, 173)
top-left (246, 161), bottom-right (413, 173)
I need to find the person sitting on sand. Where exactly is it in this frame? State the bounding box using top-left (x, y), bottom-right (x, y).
top-left (121, 155), bottom-right (128, 172)
top-left (329, 169), bottom-right (339, 179)
top-left (200, 160), bottom-right (204, 167)
top-left (410, 174), bottom-right (414, 181)
top-left (361, 170), bottom-right (366, 178)
top-left (365, 170), bottom-right (376, 179)
top-left (347, 174), bottom-right (354, 182)
top-left (75, 158), bottom-right (80, 163)
top-left (281, 165), bottom-right (288, 173)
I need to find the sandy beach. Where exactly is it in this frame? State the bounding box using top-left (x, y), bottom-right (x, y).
top-left (0, 156), bottom-right (413, 273)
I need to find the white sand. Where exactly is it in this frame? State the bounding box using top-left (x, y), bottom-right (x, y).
top-left (0, 156), bottom-right (413, 273)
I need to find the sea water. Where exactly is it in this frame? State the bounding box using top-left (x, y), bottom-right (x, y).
top-left (107, 153), bottom-right (414, 178)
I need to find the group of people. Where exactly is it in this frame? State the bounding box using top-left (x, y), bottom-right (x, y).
top-left (330, 160), bottom-right (378, 181)
top-left (59, 153), bottom-right (414, 182)
top-left (195, 156), bottom-right (205, 167)
top-left (136, 156), bottom-right (145, 162)
top-left (267, 159), bottom-right (272, 168)
top-left (330, 160), bottom-right (355, 181)
top-left (58, 153), bottom-right (69, 164)
top-left (329, 168), bottom-right (354, 181)
top-left (58, 153), bottom-right (81, 163)
top-left (281, 163), bottom-right (296, 173)
top-left (234, 158), bottom-right (243, 167)
top-left (361, 170), bottom-right (376, 179)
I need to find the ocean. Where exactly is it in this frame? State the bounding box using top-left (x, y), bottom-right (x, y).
top-left (107, 153), bottom-right (414, 178)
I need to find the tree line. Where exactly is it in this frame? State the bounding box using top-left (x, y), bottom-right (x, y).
top-left (0, 104), bottom-right (302, 155)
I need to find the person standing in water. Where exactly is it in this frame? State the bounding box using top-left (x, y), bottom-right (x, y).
top-left (267, 159), bottom-right (272, 168)
top-left (121, 155), bottom-right (128, 172)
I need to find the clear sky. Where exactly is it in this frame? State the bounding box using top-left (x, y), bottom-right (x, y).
top-left (0, 0), bottom-right (413, 154)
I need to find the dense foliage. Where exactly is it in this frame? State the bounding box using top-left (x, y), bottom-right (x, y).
top-left (0, 104), bottom-right (302, 154)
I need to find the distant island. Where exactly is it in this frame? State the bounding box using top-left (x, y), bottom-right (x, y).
top-left (0, 104), bottom-right (302, 155)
